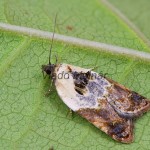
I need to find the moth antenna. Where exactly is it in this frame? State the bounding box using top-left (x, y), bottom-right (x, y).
top-left (49, 13), bottom-right (58, 64)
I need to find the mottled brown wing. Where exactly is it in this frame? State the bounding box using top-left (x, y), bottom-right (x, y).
top-left (107, 78), bottom-right (150, 118)
top-left (77, 99), bottom-right (134, 143)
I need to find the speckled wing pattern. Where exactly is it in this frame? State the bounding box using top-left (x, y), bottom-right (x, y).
top-left (54, 64), bottom-right (150, 143)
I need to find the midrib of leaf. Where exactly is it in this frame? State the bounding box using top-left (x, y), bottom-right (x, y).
top-left (1, 23), bottom-right (150, 62)
top-left (1, 0), bottom-right (150, 54)
top-left (0, 37), bottom-right (31, 77)
top-left (2, 0), bottom-right (150, 52)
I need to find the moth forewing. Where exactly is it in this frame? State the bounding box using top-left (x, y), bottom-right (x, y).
top-left (77, 103), bottom-right (134, 143)
top-left (50, 63), bottom-right (150, 143)
top-left (42, 13), bottom-right (150, 144)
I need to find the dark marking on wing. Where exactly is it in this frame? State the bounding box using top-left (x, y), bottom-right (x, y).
top-left (67, 65), bottom-right (72, 72)
top-left (108, 123), bottom-right (131, 139)
top-left (72, 71), bottom-right (91, 95)
top-left (107, 79), bottom-right (150, 118)
top-left (75, 88), bottom-right (84, 95)
top-left (72, 70), bottom-right (110, 107)
top-left (131, 91), bottom-right (146, 104)
top-left (77, 99), bottom-right (133, 143)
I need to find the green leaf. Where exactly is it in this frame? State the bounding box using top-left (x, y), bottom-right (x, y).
top-left (0, 0), bottom-right (150, 150)
top-left (1, 0), bottom-right (149, 51)
top-left (107, 0), bottom-right (150, 41)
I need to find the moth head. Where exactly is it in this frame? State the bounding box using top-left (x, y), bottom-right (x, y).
top-left (42, 64), bottom-right (56, 76)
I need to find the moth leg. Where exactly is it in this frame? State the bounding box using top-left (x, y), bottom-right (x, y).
top-left (42, 70), bottom-right (47, 79)
top-left (66, 109), bottom-right (74, 118)
top-left (45, 78), bottom-right (54, 97)
top-left (45, 89), bottom-right (53, 97)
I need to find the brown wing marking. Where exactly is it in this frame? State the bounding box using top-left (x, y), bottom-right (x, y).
top-left (106, 78), bottom-right (150, 118)
top-left (76, 99), bottom-right (134, 143)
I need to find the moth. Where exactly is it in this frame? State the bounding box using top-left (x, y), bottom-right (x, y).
top-left (42, 15), bottom-right (150, 143)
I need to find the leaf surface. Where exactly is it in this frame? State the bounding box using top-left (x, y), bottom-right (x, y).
top-left (108, 0), bottom-right (150, 41)
top-left (0, 0), bottom-right (150, 150)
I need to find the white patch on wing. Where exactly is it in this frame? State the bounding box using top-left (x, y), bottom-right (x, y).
top-left (55, 64), bottom-right (112, 111)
